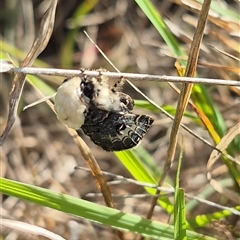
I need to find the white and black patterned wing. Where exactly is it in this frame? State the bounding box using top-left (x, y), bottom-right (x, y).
top-left (79, 109), bottom-right (154, 151)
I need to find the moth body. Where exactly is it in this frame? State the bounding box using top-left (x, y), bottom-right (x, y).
top-left (54, 70), bottom-right (154, 151)
top-left (80, 75), bottom-right (134, 113)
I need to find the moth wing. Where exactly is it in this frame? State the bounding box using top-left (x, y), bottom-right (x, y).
top-left (80, 110), bottom-right (154, 151)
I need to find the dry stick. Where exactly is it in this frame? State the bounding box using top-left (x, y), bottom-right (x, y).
top-left (145, 0), bottom-right (212, 220)
top-left (4, 66), bottom-right (240, 86)
top-left (0, 0), bottom-right (58, 146)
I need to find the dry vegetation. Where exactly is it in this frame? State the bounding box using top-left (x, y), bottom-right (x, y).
top-left (1, 0), bottom-right (240, 240)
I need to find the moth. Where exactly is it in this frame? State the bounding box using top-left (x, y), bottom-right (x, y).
top-left (54, 70), bottom-right (154, 151)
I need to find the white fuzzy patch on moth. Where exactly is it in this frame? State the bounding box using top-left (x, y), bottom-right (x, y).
top-left (83, 75), bottom-right (127, 112)
top-left (54, 77), bottom-right (86, 130)
top-left (94, 84), bottom-right (123, 111)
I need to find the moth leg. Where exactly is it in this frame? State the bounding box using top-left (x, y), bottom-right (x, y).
top-left (112, 75), bottom-right (125, 92)
top-left (118, 92), bottom-right (134, 112)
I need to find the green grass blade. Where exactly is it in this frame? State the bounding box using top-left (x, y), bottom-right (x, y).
top-left (1, 39), bottom-right (50, 67)
top-left (174, 147), bottom-right (187, 240)
top-left (27, 75), bottom-right (56, 96)
top-left (0, 177), bottom-right (216, 240)
top-left (132, 147), bottom-right (163, 179)
top-left (115, 150), bottom-right (173, 213)
top-left (174, 189), bottom-right (187, 240)
top-left (134, 99), bottom-right (159, 112)
top-left (135, 0), bottom-right (185, 58)
top-left (115, 150), bottom-right (156, 185)
top-left (188, 206), bottom-right (240, 228)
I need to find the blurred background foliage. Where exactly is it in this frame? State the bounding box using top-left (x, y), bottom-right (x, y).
top-left (1, 0), bottom-right (239, 239)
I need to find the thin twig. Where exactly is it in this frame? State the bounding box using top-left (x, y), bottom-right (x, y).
top-left (4, 66), bottom-right (240, 86)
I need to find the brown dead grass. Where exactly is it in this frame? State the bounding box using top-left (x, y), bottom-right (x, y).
top-left (1, 0), bottom-right (239, 239)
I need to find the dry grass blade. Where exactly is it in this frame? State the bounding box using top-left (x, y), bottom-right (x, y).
top-left (1, 219), bottom-right (65, 240)
top-left (0, 0), bottom-right (57, 146)
top-left (207, 120), bottom-right (240, 204)
top-left (146, 0), bottom-right (212, 220)
top-left (68, 129), bottom-right (116, 208)
top-left (168, 83), bottom-right (222, 144)
top-left (22, 0), bottom-right (57, 66)
top-left (208, 44), bottom-right (240, 62)
top-left (197, 60), bottom-right (240, 75)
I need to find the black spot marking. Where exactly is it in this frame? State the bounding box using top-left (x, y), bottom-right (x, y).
top-left (81, 81), bottom-right (95, 99)
top-left (62, 77), bottom-right (72, 83)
